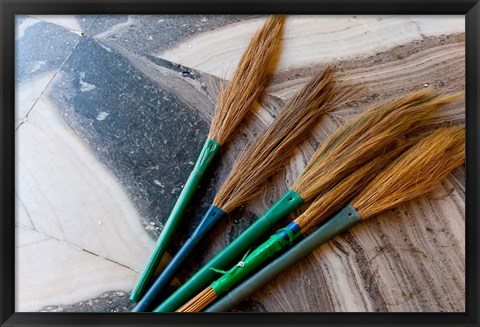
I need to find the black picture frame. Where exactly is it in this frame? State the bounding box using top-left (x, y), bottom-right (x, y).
top-left (1, 1), bottom-right (479, 326)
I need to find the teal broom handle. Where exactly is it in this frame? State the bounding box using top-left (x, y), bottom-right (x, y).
top-left (205, 204), bottom-right (361, 312)
top-left (153, 189), bottom-right (304, 312)
top-left (130, 138), bottom-right (221, 303)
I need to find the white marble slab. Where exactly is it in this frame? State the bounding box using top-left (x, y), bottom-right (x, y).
top-left (28, 15), bottom-right (86, 34)
top-left (16, 95), bottom-right (155, 271)
top-left (15, 71), bottom-right (56, 129)
top-left (155, 16), bottom-right (464, 80)
top-left (15, 226), bottom-right (139, 311)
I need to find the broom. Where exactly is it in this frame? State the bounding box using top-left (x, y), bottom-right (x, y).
top-left (153, 89), bottom-right (462, 312)
top-left (132, 67), bottom-right (348, 311)
top-left (179, 126), bottom-right (465, 312)
top-left (204, 126), bottom-right (465, 312)
top-left (177, 141), bottom-right (412, 312)
top-left (130, 16), bottom-right (286, 303)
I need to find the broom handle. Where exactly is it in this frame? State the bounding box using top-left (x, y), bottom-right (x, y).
top-left (204, 204), bottom-right (361, 312)
top-left (132, 205), bottom-right (225, 311)
top-left (209, 222), bottom-right (302, 298)
top-left (130, 138), bottom-right (221, 303)
top-left (153, 189), bottom-right (304, 312)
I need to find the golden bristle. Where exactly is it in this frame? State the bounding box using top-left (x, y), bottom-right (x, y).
top-left (176, 286), bottom-right (217, 312)
top-left (208, 16), bottom-right (285, 144)
top-left (294, 136), bottom-right (415, 233)
top-left (291, 89), bottom-right (463, 202)
top-left (213, 67), bottom-right (357, 213)
top-left (352, 126), bottom-right (465, 220)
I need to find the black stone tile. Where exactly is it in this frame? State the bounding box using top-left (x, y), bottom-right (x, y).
top-left (88, 15), bottom-right (260, 55)
top-left (39, 291), bottom-right (134, 312)
top-left (48, 35), bottom-right (217, 242)
top-left (15, 16), bottom-right (81, 84)
top-left (86, 15), bottom-right (128, 36)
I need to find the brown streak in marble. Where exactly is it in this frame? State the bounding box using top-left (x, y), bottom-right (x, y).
top-left (266, 34), bottom-right (465, 135)
top-left (342, 231), bottom-right (390, 311)
top-left (267, 34), bottom-right (464, 97)
top-left (372, 198), bottom-right (464, 312)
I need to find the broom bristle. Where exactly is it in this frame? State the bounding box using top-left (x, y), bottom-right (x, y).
top-left (291, 89), bottom-right (463, 202)
top-left (213, 67), bottom-right (357, 213)
top-left (208, 16), bottom-right (285, 144)
top-left (294, 136), bottom-right (415, 233)
top-left (176, 286), bottom-right (217, 312)
top-left (352, 126), bottom-right (465, 219)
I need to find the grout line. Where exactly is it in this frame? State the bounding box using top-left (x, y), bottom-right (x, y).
top-left (104, 258), bottom-right (140, 273)
top-left (15, 224), bottom-right (139, 273)
top-left (16, 224), bottom-right (83, 251)
top-left (15, 192), bottom-right (36, 229)
top-left (82, 248), bottom-right (140, 273)
top-left (85, 15), bottom-right (98, 35)
top-left (15, 18), bottom-right (96, 133)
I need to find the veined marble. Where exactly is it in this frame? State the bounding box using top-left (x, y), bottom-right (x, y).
top-left (155, 16), bottom-right (464, 81)
top-left (15, 15), bottom-right (465, 312)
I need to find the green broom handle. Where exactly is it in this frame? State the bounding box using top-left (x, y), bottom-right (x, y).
top-left (210, 221), bottom-right (302, 297)
top-left (130, 138), bottom-right (221, 303)
top-left (205, 204), bottom-right (361, 312)
top-left (153, 189), bottom-right (304, 312)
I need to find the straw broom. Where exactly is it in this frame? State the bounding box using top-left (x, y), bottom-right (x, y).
top-left (207, 126), bottom-right (465, 312)
top-left (130, 16), bottom-right (286, 303)
top-left (179, 126), bottom-right (465, 312)
top-left (132, 67), bottom-right (352, 311)
top-left (177, 145), bottom-right (411, 312)
top-left (153, 89), bottom-right (462, 312)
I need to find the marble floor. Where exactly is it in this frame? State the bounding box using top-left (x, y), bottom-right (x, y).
top-left (15, 15), bottom-right (465, 312)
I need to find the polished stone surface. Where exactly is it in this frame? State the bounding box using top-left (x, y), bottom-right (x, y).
top-left (15, 15), bottom-right (465, 312)
top-left (49, 35), bottom-right (212, 239)
top-left (90, 15), bottom-right (258, 55)
top-left (15, 17), bottom-right (81, 84)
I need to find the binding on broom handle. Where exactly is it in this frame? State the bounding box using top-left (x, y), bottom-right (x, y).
top-left (153, 189), bottom-right (304, 312)
top-left (205, 204), bottom-right (361, 312)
